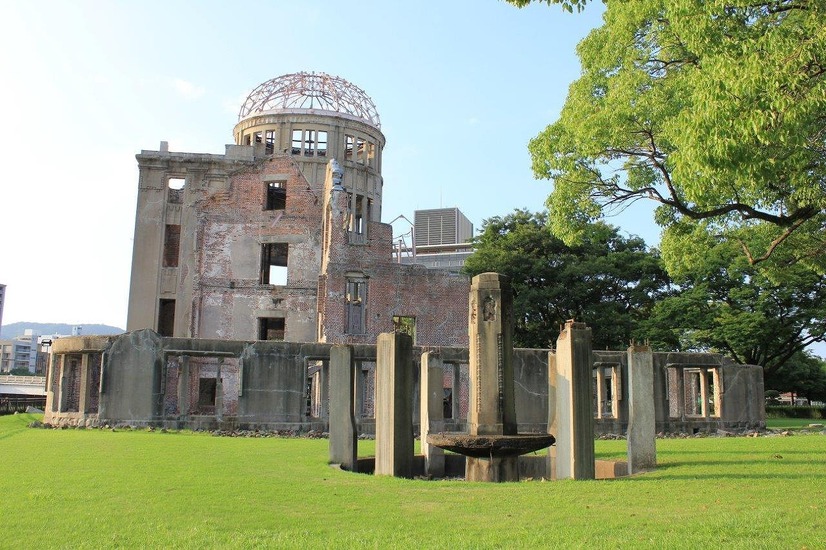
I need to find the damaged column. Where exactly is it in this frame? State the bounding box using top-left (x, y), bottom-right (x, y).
top-left (554, 320), bottom-right (595, 480)
top-left (375, 332), bottom-right (414, 478)
top-left (627, 343), bottom-right (656, 473)
top-left (329, 344), bottom-right (358, 471)
top-left (420, 351), bottom-right (445, 478)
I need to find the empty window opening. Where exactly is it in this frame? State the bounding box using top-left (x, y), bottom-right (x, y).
top-left (593, 365), bottom-right (619, 419)
top-left (260, 243), bottom-right (288, 285)
top-left (683, 368), bottom-right (719, 418)
top-left (345, 135), bottom-right (355, 160)
top-left (443, 388), bottom-right (453, 419)
top-left (163, 224), bottom-right (181, 267)
top-left (367, 142), bottom-right (376, 166)
top-left (291, 129), bottom-right (303, 155)
top-left (158, 299), bottom-right (175, 337)
top-left (62, 357), bottom-right (81, 413)
top-left (168, 178), bottom-right (185, 190)
top-left (356, 138), bottom-right (366, 164)
top-left (306, 360), bottom-right (325, 418)
top-left (289, 129), bottom-right (328, 157)
top-left (197, 377), bottom-right (217, 412)
top-left (244, 135), bottom-right (251, 145)
top-left (254, 131), bottom-right (263, 144)
top-left (349, 194), bottom-right (370, 239)
top-left (345, 279), bottom-right (367, 334)
top-left (259, 317), bottom-right (285, 341)
top-left (392, 315), bottom-right (416, 345)
top-left (265, 181), bottom-right (286, 211)
top-left (265, 130), bottom-right (277, 154)
top-left (316, 131), bottom-right (328, 156)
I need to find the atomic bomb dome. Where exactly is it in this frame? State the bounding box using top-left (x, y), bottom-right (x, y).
top-left (238, 72), bottom-right (381, 129)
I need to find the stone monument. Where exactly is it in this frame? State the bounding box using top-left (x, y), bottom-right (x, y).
top-left (427, 273), bottom-right (554, 482)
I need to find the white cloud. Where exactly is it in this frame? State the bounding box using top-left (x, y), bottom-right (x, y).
top-left (467, 116), bottom-right (480, 125)
top-left (172, 78), bottom-right (206, 100)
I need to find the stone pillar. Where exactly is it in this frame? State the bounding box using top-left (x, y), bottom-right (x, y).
top-left (420, 351), bottom-right (445, 478)
top-left (627, 344), bottom-right (656, 473)
top-left (320, 360), bottom-right (330, 421)
top-left (554, 320), bottom-right (595, 480)
top-left (466, 273), bottom-right (518, 481)
top-left (78, 353), bottom-right (90, 414)
top-left (451, 364), bottom-right (461, 421)
top-left (178, 356), bottom-right (191, 419)
top-left (215, 362), bottom-right (224, 422)
top-left (547, 351), bottom-right (558, 480)
top-left (375, 332), bottom-right (414, 478)
top-left (699, 369), bottom-right (709, 418)
top-left (329, 345), bottom-right (358, 471)
top-left (468, 273), bottom-right (516, 436)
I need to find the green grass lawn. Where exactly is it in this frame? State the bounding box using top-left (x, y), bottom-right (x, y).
top-left (2, 413), bottom-right (824, 548)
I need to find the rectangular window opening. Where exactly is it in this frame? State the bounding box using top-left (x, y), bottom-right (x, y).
top-left (265, 130), bottom-right (277, 154)
top-left (291, 129), bottom-right (303, 155)
top-left (197, 377), bottom-right (217, 412)
top-left (316, 131), bottom-right (328, 157)
top-left (356, 138), bottom-right (366, 164)
top-left (345, 135), bottom-right (354, 160)
top-left (259, 317), bottom-right (285, 341)
top-left (260, 243), bottom-right (288, 285)
top-left (158, 299), bottom-right (175, 337)
top-left (265, 181), bottom-right (286, 211)
top-left (345, 279), bottom-right (366, 334)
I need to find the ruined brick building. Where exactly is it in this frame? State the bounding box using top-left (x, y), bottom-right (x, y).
top-left (126, 72), bottom-right (469, 347)
top-left (42, 73), bottom-right (764, 435)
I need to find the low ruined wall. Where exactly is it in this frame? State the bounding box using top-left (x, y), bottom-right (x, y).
top-left (45, 330), bottom-right (765, 434)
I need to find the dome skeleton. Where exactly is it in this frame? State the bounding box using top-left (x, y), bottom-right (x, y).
top-left (238, 72), bottom-right (381, 129)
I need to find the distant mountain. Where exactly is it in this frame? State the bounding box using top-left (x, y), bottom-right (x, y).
top-left (0, 322), bottom-right (125, 340)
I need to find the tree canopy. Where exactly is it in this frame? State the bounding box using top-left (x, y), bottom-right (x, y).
top-left (640, 237), bottom-right (826, 379)
top-left (463, 209), bottom-right (670, 349)
top-left (512, 0), bottom-right (826, 274)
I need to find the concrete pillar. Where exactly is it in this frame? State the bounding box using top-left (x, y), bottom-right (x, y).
top-left (58, 357), bottom-right (70, 413)
top-left (178, 356), bottom-right (191, 419)
top-left (215, 362), bottom-right (224, 422)
top-left (329, 345), bottom-right (358, 471)
top-left (547, 351), bottom-right (558, 480)
top-left (320, 360), bottom-right (330, 421)
top-left (78, 353), bottom-right (90, 414)
top-left (675, 368), bottom-right (685, 420)
top-left (554, 320), bottom-right (595, 480)
top-left (375, 332), bottom-right (414, 478)
top-left (451, 364), bottom-right (461, 421)
top-left (627, 344), bottom-right (656, 473)
top-left (420, 351), bottom-right (445, 478)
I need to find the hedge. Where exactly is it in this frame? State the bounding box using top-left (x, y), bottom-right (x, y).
top-left (765, 406), bottom-right (826, 419)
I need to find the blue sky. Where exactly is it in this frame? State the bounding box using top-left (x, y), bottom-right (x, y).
top-left (0, 0), bottom-right (663, 330)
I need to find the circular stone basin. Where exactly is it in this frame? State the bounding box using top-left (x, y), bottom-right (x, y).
top-left (426, 433), bottom-right (555, 458)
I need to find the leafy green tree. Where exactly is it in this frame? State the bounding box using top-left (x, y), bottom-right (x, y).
top-left (640, 239), bottom-right (826, 379)
top-left (509, 0), bottom-right (826, 273)
top-left (463, 209), bottom-right (671, 349)
top-left (768, 352), bottom-right (826, 403)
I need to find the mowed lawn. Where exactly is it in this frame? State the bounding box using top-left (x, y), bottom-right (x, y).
top-left (2, 414), bottom-right (824, 548)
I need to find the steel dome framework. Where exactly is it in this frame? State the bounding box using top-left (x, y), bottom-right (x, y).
top-left (238, 72), bottom-right (381, 129)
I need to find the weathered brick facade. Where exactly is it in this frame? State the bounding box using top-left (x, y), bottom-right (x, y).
top-left (126, 73), bottom-right (469, 348)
